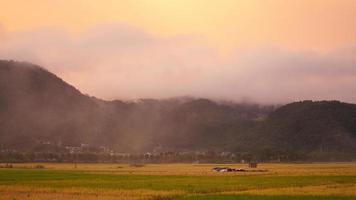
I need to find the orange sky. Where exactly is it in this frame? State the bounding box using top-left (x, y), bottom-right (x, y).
top-left (1, 0), bottom-right (356, 103)
top-left (1, 0), bottom-right (356, 52)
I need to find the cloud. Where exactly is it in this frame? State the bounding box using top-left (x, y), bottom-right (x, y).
top-left (0, 23), bottom-right (6, 41)
top-left (215, 48), bottom-right (356, 103)
top-left (0, 24), bottom-right (356, 103)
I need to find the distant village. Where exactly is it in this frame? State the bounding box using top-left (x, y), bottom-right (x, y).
top-left (0, 140), bottom-right (260, 163)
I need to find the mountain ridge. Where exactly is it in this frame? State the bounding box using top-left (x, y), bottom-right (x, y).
top-left (1, 60), bottom-right (355, 161)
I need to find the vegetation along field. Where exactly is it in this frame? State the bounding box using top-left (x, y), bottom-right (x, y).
top-left (0, 163), bottom-right (356, 200)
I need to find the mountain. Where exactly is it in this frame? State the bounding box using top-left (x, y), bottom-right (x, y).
top-left (0, 60), bottom-right (101, 149)
top-left (0, 60), bottom-right (355, 161)
top-left (252, 101), bottom-right (356, 160)
top-left (0, 60), bottom-right (273, 152)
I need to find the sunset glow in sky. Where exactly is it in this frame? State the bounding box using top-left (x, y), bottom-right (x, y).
top-left (2, 0), bottom-right (356, 51)
top-left (1, 0), bottom-right (356, 103)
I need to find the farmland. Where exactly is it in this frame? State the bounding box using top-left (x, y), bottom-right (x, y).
top-left (0, 163), bottom-right (356, 200)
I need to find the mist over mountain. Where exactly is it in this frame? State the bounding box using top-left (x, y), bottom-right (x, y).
top-left (2, 25), bottom-right (356, 103)
top-left (1, 60), bottom-right (355, 161)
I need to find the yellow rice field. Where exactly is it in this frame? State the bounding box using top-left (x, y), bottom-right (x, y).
top-left (0, 163), bottom-right (356, 200)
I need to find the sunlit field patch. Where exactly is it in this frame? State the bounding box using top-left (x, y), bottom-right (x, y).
top-left (0, 186), bottom-right (184, 200)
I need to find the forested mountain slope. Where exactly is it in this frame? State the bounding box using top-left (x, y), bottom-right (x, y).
top-left (1, 60), bottom-right (355, 161)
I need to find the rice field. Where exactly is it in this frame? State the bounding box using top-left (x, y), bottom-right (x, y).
top-left (0, 163), bottom-right (355, 200)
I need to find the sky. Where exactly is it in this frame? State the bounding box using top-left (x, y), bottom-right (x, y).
top-left (1, 0), bottom-right (356, 103)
